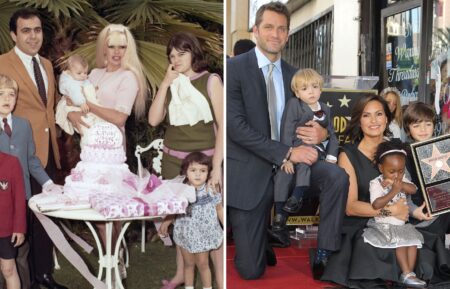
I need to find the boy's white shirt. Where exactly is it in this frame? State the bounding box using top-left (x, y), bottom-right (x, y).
top-left (0, 113), bottom-right (12, 129)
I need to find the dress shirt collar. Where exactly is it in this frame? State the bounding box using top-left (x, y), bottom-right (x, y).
top-left (0, 113), bottom-right (12, 130)
top-left (14, 46), bottom-right (41, 66)
top-left (312, 102), bottom-right (322, 111)
top-left (254, 46), bottom-right (282, 73)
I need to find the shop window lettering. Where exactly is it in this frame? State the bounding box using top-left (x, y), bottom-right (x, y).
top-left (386, 18), bottom-right (413, 38)
top-left (400, 88), bottom-right (418, 100)
top-left (387, 66), bottom-right (420, 82)
top-left (395, 44), bottom-right (419, 61)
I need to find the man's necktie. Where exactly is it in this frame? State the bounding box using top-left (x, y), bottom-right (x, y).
top-left (267, 63), bottom-right (279, 140)
top-left (32, 57), bottom-right (47, 106)
top-left (2, 118), bottom-right (11, 137)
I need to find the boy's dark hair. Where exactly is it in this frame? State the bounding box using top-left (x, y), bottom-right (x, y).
top-left (345, 94), bottom-right (392, 142)
top-left (255, 1), bottom-right (290, 29)
top-left (233, 39), bottom-right (255, 56)
top-left (180, 152), bottom-right (212, 182)
top-left (403, 102), bottom-right (436, 136)
top-left (374, 139), bottom-right (408, 165)
top-left (9, 8), bottom-right (42, 33)
top-left (166, 32), bottom-right (208, 73)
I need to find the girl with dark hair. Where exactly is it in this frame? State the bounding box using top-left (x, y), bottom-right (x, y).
top-left (363, 139), bottom-right (425, 288)
top-left (149, 32), bottom-right (223, 289)
top-left (159, 152), bottom-right (223, 289)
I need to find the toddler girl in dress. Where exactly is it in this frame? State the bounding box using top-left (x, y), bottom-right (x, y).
top-left (363, 139), bottom-right (426, 288)
top-left (159, 152), bottom-right (223, 289)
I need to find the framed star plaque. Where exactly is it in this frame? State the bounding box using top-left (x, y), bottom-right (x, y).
top-left (411, 134), bottom-right (450, 216)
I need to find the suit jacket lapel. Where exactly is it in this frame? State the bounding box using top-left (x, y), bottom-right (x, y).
top-left (249, 49), bottom-right (267, 98)
top-left (7, 50), bottom-right (46, 107)
top-left (40, 55), bottom-right (54, 106)
top-left (281, 60), bottom-right (293, 104)
top-left (10, 116), bottom-right (18, 138)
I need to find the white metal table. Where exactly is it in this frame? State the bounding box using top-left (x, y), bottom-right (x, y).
top-left (29, 201), bottom-right (161, 289)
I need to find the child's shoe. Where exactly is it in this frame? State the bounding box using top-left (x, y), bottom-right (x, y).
top-left (283, 196), bottom-right (303, 213)
top-left (160, 279), bottom-right (183, 289)
top-left (399, 272), bottom-right (426, 288)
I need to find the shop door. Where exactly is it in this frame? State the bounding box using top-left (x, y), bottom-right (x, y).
top-left (380, 0), bottom-right (422, 106)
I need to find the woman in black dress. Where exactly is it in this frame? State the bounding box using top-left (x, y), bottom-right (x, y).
top-left (322, 94), bottom-right (450, 288)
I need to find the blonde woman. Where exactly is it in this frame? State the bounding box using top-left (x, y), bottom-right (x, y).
top-left (66, 24), bottom-right (148, 131)
top-left (61, 23), bottom-right (148, 280)
top-left (380, 87), bottom-right (405, 141)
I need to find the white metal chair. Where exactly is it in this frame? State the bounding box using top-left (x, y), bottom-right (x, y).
top-left (135, 138), bottom-right (164, 252)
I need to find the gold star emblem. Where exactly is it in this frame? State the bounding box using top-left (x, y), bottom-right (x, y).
top-left (326, 101), bottom-right (333, 108)
top-left (421, 144), bottom-right (450, 180)
top-left (338, 95), bottom-right (351, 107)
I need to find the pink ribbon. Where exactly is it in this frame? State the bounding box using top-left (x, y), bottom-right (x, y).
top-left (34, 212), bottom-right (107, 289)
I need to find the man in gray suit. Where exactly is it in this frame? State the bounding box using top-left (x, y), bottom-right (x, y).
top-left (227, 2), bottom-right (349, 280)
top-left (0, 74), bottom-right (62, 289)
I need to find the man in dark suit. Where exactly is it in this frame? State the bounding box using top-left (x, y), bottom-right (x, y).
top-left (0, 8), bottom-right (66, 289)
top-left (227, 1), bottom-right (349, 280)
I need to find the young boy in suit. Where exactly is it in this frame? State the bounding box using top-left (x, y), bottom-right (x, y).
top-left (273, 68), bottom-right (339, 231)
top-left (0, 74), bottom-right (62, 288)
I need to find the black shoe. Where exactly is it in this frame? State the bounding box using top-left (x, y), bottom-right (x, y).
top-left (266, 246), bottom-right (277, 266)
top-left (272, 213), bottom-right (287, 232)
top-left (312, 259), bottom-right (327, 280)
top-left (283, 196), bottom-right (303, 213)
top-left (309, 249), bottom-right (329, 280)
top-left (35, 274), bottom-right (68, 289)
top-left (267, 228), bottom-right (291, 248)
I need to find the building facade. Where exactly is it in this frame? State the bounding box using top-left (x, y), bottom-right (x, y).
top-left (227, 0), bottom-right (450, 134)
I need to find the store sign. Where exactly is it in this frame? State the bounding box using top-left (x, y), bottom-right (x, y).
top-left (384, 7), bottom-right (421, 105)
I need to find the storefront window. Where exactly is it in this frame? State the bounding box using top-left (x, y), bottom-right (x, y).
top-left (383, 6), bottom-right (421, 106)
top-left (428, 0), bottom-right (450, 135)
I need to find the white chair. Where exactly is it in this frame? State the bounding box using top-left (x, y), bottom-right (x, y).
top-left (135, 138), bottom-right (164, 252)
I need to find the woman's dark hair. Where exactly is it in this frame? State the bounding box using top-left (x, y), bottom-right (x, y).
top-left (166, 32), bottom-right (208, 73)
top-left (402, 101), bottom-right (436, 136)
top-left (9, 8), bottom-right (41, 33)
top-left (345, 94), bottom-right (392, 142)
top-left (180, 152), bottom-right (212, 183)
top-left (374, 139), bottom-right (408, 165)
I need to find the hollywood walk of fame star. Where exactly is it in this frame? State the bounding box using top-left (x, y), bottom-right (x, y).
top-left (421, 144), bottom-right (450, 180)
top-left (338, 95), bottom-right (351, 107)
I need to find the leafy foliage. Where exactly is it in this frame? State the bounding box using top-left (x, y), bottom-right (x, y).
top-left (0, 0), bottom-right (223, 174)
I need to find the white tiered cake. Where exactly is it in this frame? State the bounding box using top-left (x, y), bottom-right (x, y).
top-left (32, 122), bottom-right (195, 218)
top-left (64, 122), bottom-right (136, 201)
